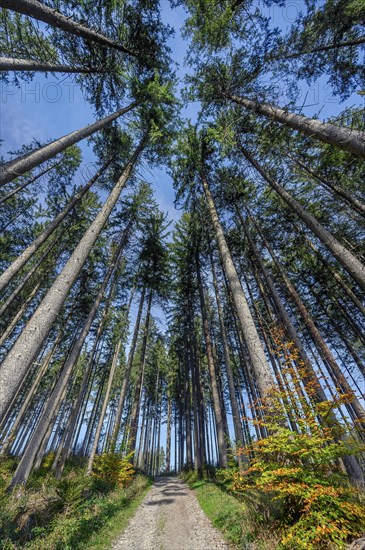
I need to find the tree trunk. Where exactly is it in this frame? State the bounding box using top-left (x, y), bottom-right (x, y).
top-left (86, 339), bottom-right (121, 475)
top-left (201, 170), bottom-right (275, 401)
top-left (184, 347), bottom-right (193, 468)
top-left (329, 317), bottom-right (365, 379)
top-left (129, 290), bottom-right (153, 455)
top-left (241, 265), bottom-right (300, 431)
top-left (137, 396), bottom-right (148, 468)
top-left (0, 239), bottom-right (57, 318)
top-left (190, 343), bottom-right (202, 473)
top-left (0, 328), bottom-right (63, 455)
top-left (271, 35), bottom-right (365, 61)
top-left (149, 411), bottom-right (157, 475)
top-left (142, 399), bottom-right (152, 470)
top-left (51, 403), bottom-right (75, 473)
top-left (155, 412), bottom-right (161, 476)
top-left (289, 155), bottom-right (365, 219)
top-left (0, 0), bottom-right (137, 57)
top-left (195, 344), bottom-right (206, 466)
top-left (0, 305), bottom-right (75, 439)
top-left (205, 406), bottom-right (211, 465)
top-left (0, 102), bottom-right (138, 186)
top-left (174, 408), bottom-right (177, 472)
top-left (335, 298), bottom-right (365, 346)
top-left (0, 56), bottom-right (108, 74)
top-left (256, 222), bottom-right (365, 428)
top-left (178, 399), bottom-right (184, 469)
top-left (8, 232), bottom-right (126, 489)
top-left (166, 394), bottom-right (172, 473)
top-left (311, 289), bottom-right (365, 383)
top-left (53, 362), bottom-right (91, 477)
top-left (0, 141), bottom-right (145, 420)
top-left (240, 208), bottom-right (328, 405)
top-left (0, 161), bottom-right (60, 205)
top-left (196, 250), bottom-right (227, 467)
top-left (1, 202), bottom-right (35, 232)
top-left (109, 287), bottom-right (146, 452)
top-left (0, 281), bottom-right (41, 348)
top-left (54, 281), bottom-right (116, 478)
top-left (304, 236), bottom-right (365, 318)
top-left (210, 253), bottom-right (247, 467)
top-left (227, 94), bottom-right (365, 158)
top-left (0, 158), bottom-right (111, 293)
top-left (227, 306), bottom-right (266, 440)
top-left (210, 402), bottom-right (219, 464)
top-left (240, 146), bottom-right (365, 291)
top-left (33, 381), bottom-right (70, 471)
top-left (81, 367), bottom-right (106, 457)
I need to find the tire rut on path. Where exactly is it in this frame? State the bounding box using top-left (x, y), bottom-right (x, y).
top-left (111, 476), bottom-right (230, 550)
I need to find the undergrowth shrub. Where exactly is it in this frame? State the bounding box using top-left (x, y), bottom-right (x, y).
top-left (0, 452), bottom-right (146, 549)
top-left (92, 452), bottom-right (135, 486)
top-left (218, 334), bottom-right (365, 549)
top-left (219, 425), bottom-right (365, 549)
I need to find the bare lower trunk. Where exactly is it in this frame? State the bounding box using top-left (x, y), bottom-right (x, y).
top-left (86, 338), bottom-right (122, 474)
top-left (0, 140), bottom-right (145, 420)
top-left (257, 223), bottom-right (365, 428)
top-left (190, 338), bottom-right (202, 473)
top-left (53, 285), bottom-right (115, 478)
top-left (137, 398), bottom-right (147, 469)
top-left (0, 159), bottom-right (111, 293)
top-left (50, 267), bottom-right (124, 468)
top-left (155, 413), bottom-right (161, 476)
top-left (241, 208), bottom-right (328, 405)
top-left (33, 381), bottom-right (70, 471)
top-left (8, 233), bottom-right (127, 489)
top-left (210, 253), bottom-right (245, 467)
top-left (222, 266), bottom-right (267, 439)
top-left (240, 146), bottom-right (365, 291)
top-left (184, 348), bottom-right (193, 467)
top-left (109, 287), bottom-right (146, 452)
top-left (129, 290), bottom-right (153, 455)
top-left (201, 170), bottom-right (275, 400)
top-left (0, 329), bottom-right (63, 455)
top-left (81, 370), bottom-right (106, 457)
top-left (196, 250), bottom-right (227, 467)
top-left (165, 395), bottom-right (172, 473)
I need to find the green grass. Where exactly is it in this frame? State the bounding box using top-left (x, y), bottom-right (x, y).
top-left (0, 456), bottom-right (152, 550)
top-left (182, 471), bottom-right (279, 550)
top-left (25, 475), bottom-right (152, 550)
top-left (183, 473), bottom-right (245, 548)
top-left (74, 475), bottom-right (152, 550)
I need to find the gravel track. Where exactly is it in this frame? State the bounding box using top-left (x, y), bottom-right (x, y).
top-left (111, 477), bottom-right (229, 550)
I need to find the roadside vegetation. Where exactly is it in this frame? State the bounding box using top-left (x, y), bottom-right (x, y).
top-left (1, 0), bottom-right (365, 548)
top-left (0, 455), bottom-right (151, 549)
top-left (183, 383), bottom-right (365, 550)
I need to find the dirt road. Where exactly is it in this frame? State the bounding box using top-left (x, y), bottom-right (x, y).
top-left (112, 477), bottom-right (229, 550)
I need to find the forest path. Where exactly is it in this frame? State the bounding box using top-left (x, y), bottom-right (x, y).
top-left (111, 476), bottom-right (229, 550)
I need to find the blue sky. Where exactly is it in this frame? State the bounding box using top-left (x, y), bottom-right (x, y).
top-left (1, 2), bottom-right (363, 216)
top-left (0, 3), bottom-right (194, 226)
top-left (1, 0), bottom-right (364, 465)
top-left (1, 0), bottom-right (363, 327)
